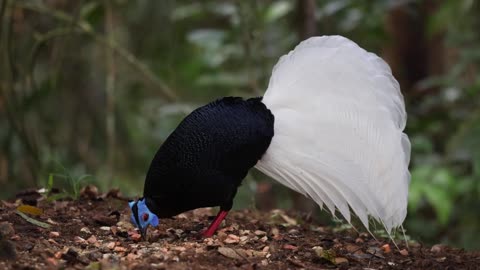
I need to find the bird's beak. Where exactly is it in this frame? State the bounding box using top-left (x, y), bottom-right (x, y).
top-left (140, 226), bottom-right (147, 240)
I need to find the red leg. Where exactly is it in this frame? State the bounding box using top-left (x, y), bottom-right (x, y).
top-left (203, 210), bottom-right (229, 237)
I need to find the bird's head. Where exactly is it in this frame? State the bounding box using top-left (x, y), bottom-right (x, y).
top-left (129, 198), bottom-right (159, 239)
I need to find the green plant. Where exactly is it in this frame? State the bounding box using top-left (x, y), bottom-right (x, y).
top-left (45, 166), bottom-right (93, 200)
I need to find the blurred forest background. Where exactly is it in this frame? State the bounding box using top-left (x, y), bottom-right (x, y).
top-left (1, 0), bottom-right (479, 250)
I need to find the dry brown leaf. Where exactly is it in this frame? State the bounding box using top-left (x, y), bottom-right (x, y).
top-left (17, 204), bottom-right (43, 216)
top-left (280, 214), bottom-right (297, 226)
top-left (218, 247), bottom-right (244, 260)
top-left (218, 247), bottom-right (267, 261)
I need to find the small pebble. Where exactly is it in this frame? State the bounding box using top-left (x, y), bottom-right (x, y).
top-left (49, 231), bottom-right (60, 238)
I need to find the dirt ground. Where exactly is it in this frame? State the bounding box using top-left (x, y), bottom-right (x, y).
top-left (0, 188), bottom-right (479, 270)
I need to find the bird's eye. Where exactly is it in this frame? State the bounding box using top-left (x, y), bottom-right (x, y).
top-left (142, 213), bottom-right (149, 221)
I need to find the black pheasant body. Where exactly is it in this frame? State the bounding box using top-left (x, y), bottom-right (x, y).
top-left (143, 97), bottom-right (274, 218)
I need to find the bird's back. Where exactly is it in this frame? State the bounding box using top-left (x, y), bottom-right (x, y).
top-left (144, 97), bottom-right (274, 217)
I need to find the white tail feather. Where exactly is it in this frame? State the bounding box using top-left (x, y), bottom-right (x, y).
top-left (256, 36), bottom-right (411, 233)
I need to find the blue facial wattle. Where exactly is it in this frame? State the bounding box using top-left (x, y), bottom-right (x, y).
top-left (129, 198), bottom-right (159, 229)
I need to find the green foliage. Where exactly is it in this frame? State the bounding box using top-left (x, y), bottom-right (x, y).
top-left (45, 165), bottom-right (93, 200)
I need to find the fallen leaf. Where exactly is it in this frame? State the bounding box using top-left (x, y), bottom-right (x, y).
top-left (15, 210), bottom-right (51, 229)
top-left (218, 247), bottom-right (244, 260)
top-left (17, 204), bottom-right (43, 216)
top-left (218, 247), bottom-right (267, 261)
top-left (280, 214), bottom-right (297, 226)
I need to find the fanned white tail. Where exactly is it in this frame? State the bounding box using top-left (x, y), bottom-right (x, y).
top-left (255, 36), bottom-right (411, 233)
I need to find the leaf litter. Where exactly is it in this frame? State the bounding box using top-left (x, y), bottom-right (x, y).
top-left (0, 188), bottom-right (478, 269)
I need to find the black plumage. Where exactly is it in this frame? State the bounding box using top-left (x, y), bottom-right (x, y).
top-left (143, 97), bottom-right (274, 218)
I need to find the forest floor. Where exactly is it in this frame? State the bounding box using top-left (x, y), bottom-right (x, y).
top-left (0, 187), bottom-right (479, 270)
